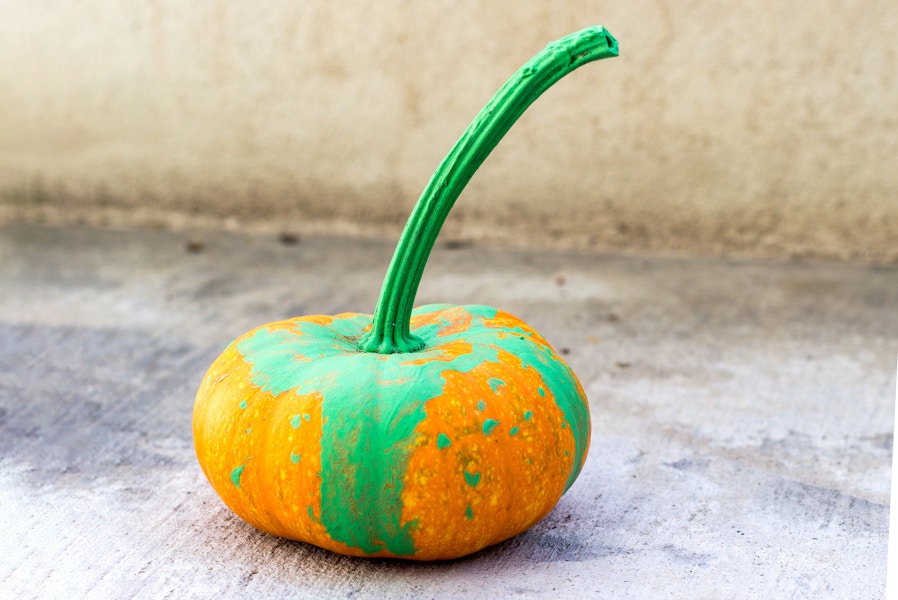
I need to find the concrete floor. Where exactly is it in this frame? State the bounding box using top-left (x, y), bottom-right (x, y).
top-left (0, 224), bottom-right (893, 598)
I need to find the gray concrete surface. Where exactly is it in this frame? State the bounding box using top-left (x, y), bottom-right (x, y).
top-left (0, 224), bottom-right (893, 598)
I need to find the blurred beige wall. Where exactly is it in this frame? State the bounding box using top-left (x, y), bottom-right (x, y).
top-left (1, 2), bottom-right (895, 262)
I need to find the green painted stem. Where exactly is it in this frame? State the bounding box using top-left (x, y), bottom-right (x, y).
top-left (360, 26), bottom-right (619, 354)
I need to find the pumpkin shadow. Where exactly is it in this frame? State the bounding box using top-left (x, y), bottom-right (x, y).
top-left (272, 506), bottom-right (619, 569)
top-left (267, 530), bottom-right (613, 579)
top-left (400, 496), bottom-right (625, 566)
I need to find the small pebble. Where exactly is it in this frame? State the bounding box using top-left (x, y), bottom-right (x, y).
top-left (185, 239), bottom-right (205, 253)
top-left (279, 232), bottom-right (300, 245)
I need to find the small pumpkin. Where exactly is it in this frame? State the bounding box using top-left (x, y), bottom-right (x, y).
top-left (193, 27), bottom-right (618, 561)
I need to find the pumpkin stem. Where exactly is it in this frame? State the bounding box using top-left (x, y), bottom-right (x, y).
top-left (360, 26), bottom-right (618, 354)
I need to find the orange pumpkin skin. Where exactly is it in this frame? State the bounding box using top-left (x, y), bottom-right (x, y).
top-left (193, 304), bottom-right (590, 560)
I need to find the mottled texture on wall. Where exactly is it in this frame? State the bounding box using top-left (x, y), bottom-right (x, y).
top-left (1, 2), bottom-right (895, 262)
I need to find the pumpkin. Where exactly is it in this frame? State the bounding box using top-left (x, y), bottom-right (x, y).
top-left (193, 26), bottom-right (618, 561)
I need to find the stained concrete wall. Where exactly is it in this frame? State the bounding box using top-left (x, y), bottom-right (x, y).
top-left (1, 1), bottom-right (896, 262)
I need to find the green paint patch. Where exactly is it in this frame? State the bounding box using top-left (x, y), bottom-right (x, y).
top-left (482, 419), bottom-right (500, 435)
top-left (290, 452), bottom-right (301, 464)
top-left (290, 414), bottom-right (303, 429)
top-left (230, 464), bottom-right (245, 489)
top-left (239, 400), bottom-right (248, 410)
top-left (465, 504), bottom-right (474, 520)
top-left (469, 305), bottom-right (499, 320)
top-left (437, 433), bottom-right (452, 449)
top-left (464, 470), bottom-right (481, 487)
top-left (509, 426), bottom-right (520, 436)
top-left (538, 387), bottom-right (545, 397)
top-left (236, 326), bottom-right (319, 395)
top-left (477, 400), bottom-right (487, 411)
top-left (488, 377), bottom-right (505, 392)
top-left (304, 413), bottom-right (311, 422)
top-left (524, 410), bottom-right (533, 421)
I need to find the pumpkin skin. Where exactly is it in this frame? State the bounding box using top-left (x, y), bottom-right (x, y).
top-left (194, 304), bottom-right (589, 560)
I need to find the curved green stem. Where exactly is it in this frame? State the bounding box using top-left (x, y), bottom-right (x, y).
top-left (360, 26), bottom-right (618, 354)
